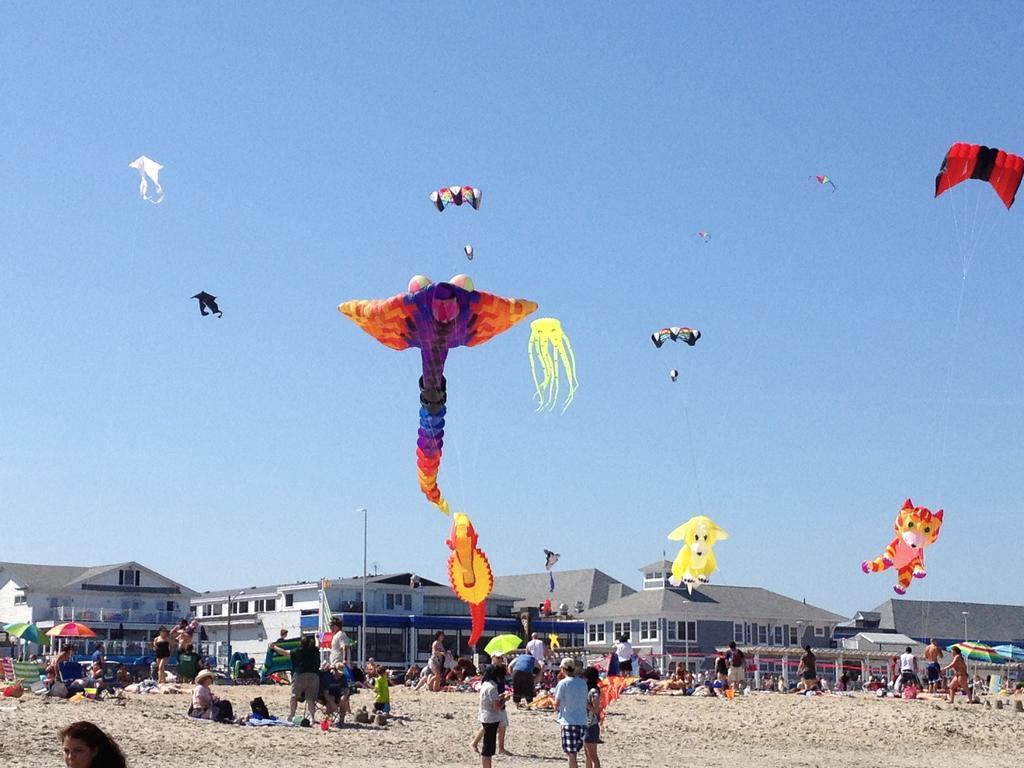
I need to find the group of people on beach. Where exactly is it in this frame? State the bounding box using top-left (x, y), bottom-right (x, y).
top-left (476, 655), bottom-right (602, 768)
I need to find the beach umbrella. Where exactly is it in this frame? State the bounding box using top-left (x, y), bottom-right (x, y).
top-left (46, 622), bottom-right (96, 638)
top-left (3, 622), bottom-right (42, 644)
top-left (947, 642), bottom-right (1007, 664)
top-left (484, 634), bottom-right (523, 657)
top-left (994, 644), bottom-right (1024, 662)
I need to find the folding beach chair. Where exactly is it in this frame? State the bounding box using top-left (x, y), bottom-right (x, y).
top-left (59, 661), bottom-right (86, 683)
top-left (13, 661), bottom-right (45, 684)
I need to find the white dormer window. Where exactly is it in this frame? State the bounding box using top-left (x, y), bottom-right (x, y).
top-left (118, 569), bottom-right (140, 586)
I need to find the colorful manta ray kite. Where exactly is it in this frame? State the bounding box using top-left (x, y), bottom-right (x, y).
top-left (129, 155), bottom-right (164, 203)
top-left (651, 327), bottom-right (700, 348)
top-left (861, 499), bottom-right (943, 595)
top-left (446, 512), bottom-right (494, 645)
top-left (811, 174), bottom-right (836, 192)
top-left (339, 274), bottom-right (537, 514)
top-left (430, 185), bottom-right (482, 212)
top-left (528, 318), bottom-right (578, 413)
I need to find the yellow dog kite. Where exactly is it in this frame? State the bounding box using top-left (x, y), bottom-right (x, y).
top-left (667, 515), bottom-right (728, 594)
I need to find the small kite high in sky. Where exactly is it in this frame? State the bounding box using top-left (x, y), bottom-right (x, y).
top-left (464, 245), bottom-right (474, 260)
top-left (669, 369), bottom-right (679, 382)
top-left (430, 185), bottom-right (481, 212)
top-left (651, 327), bottom-right (700, 348)
top-left (544, 549), bottom-right (560, 592)
top-left (935, 143), bottom-right (1023, 209)
top-left (191, 292), bottom-right (222, 317)
top-left (339, 274), bottom-right (537, 515)
top-left (862, 499), bottom-right (944, 595)
top-left (528, 318), bottom-right (578, 413)
top-left (810, 174), bottom-right (836, 192)
top-left (697, 231), bottom-right (710, 242)
top-left (129, 155), bottom-right (164, 203)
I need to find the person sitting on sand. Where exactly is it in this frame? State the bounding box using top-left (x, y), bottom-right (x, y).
top-left (652, 664), bottom-right (688, 694)
top-left (944, 646), bottom-right (970, 704)
top-left (319, 665), bottom-right (351, 725)
top-left (190, 669), bottom-right (220, 719)
top-left (48, 644), bottom-right (75, 682)
top-left (797, 645), bottom-right (817, 692)
top-left (404, 663), bottom-right (421, 685)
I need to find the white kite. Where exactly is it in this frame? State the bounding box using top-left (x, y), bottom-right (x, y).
top-left (129, 155), bottom-right (164, 203)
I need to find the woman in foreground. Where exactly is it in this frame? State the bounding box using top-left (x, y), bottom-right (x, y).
top-left (60, 721), bottom-right (127, 768)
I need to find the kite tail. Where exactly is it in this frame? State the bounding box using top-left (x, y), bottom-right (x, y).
top-left (469, 602), bottom-right (487, 646)
top-left (417, 376), bottom-right (449, 515)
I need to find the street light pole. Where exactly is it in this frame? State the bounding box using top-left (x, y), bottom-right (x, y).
top-left (357, 507), bottom-right (368, 667)
top-left (962, 611), bottom-right (969, 641)
top-left (226, 592), bottom-right (233, 667)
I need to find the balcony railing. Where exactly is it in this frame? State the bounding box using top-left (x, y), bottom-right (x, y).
top-left (49, 607), bottom-right (181, 625)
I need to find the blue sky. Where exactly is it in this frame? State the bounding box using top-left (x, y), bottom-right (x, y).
top-left (1, 3), bottom-right (1021, 618)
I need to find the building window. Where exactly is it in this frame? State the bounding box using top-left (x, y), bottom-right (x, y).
top-left (757, 625), bottom-right (768, 645)
top-left (733, 622), bottom-right (744, 642)
top-left (639, 620), bottom-right (658, 641)
top-left (212, 603), bottom-right (223, 616)
top-left (284, 594), bottom-right (294, 608)
top-left (814, 625), bottom-right (826, 638)
top-left (385, 593), bottom-right (413, 611)
top-left (201, 604), bottom-right (213, 617)
top-left (684, 621), bottom-right (696, 643)
top-left (254, 598), bottom-right (276, 612)
top-left (587, 623), bottom-right (606, 643)
top-left (667, 622), bottom-right (676, 641)
top-left (119, 569), bottom-right (140, 586)
top-left (230, 601), bottom-right (249, 615)
top-left (613, 622), bottom-right (629, 641)
top-left (789, 626), bottom-right (798, 645)
top-left (773, 626), bottom-right (784, 645)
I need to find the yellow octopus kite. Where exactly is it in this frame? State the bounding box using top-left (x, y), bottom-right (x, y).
top-left (527, 317), bottom-right (578, 413)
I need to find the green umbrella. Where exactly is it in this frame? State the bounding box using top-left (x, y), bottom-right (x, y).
top-left (947, 642), bottom-right (1007, 664)
top-left (3, 622), bottom-right (42, 644)
top-left (484, 634), bottom-right (523, 657)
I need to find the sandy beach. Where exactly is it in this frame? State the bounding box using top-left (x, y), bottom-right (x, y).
top-left (3, 684), bottom-right (1024, 768)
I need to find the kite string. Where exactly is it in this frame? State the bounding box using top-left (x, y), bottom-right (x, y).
top-left (930, 270), bottom-right (967, 502)
top-left (681, 389), bottom-right (705, 517)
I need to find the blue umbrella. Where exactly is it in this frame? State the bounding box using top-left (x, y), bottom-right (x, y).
top-left (3, 622), bottom-right (42, 644)
top-left (994, 644), bottom-right (1024, 662)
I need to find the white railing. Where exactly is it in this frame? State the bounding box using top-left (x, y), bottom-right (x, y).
top-left (49, 607), bottom-right (181, 625)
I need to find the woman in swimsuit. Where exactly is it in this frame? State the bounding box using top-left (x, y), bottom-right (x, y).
top-left (944, 646), bottom-right (970, 703)
top-left (153, 627), bottom-right (171, 684)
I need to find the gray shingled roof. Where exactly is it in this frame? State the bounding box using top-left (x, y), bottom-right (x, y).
top-left (491, 569), bottom-right (636, 612)
top-left (638, 559), bottom-right (674, 572)
top-left (869, 598), bottom-right (1024, 644)
top-left (585, 584), bottom-right (844, 623)
top-left (0, 561), bottom-right (195, 595)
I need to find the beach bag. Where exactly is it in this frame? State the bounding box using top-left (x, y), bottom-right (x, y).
top-left (250, 696), bottom-right (270, 719)
top-left (213, 699), bottom-right (234, 723)
top-left (49, 681), bottom-right (68, 699)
